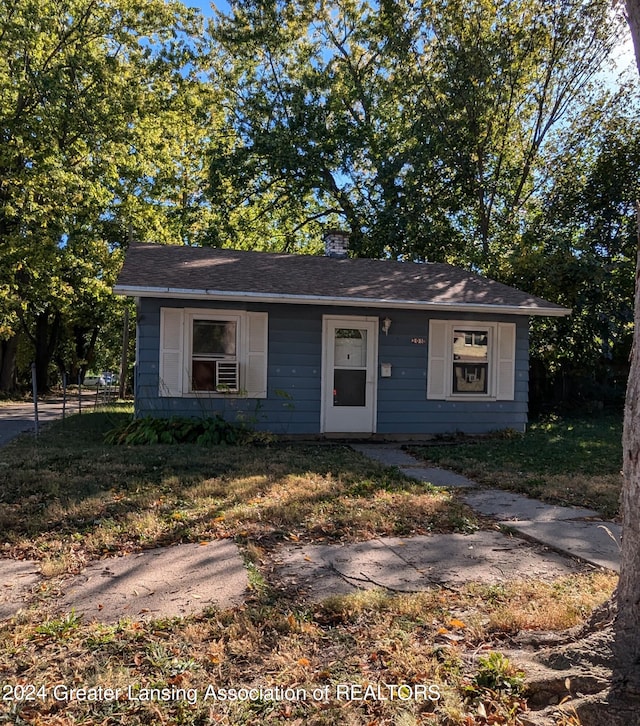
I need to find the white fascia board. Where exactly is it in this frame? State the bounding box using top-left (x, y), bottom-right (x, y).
top-left (113, 285), bottom-right (571, 317)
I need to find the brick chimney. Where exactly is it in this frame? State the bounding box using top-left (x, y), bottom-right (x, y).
top-left (323, 229), bottom-right (350, 258)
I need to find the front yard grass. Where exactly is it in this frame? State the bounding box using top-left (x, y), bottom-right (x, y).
top-left (410, 414), bottom-right (623, 520)
top-left (0, 409), bottom-right (618, 725)
top-left (1, 573), bottom-right (615, 725)
top-left (0, 407), bottom-right (475, 574)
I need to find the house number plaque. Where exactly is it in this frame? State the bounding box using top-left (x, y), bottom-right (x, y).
top-left (411, 337), bottom-right (426, 345)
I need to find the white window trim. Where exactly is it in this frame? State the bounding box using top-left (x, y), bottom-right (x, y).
top-left (159, 307), bottom-right (268, 399)
top-left (184, 310), bottom-right (242, 395)
top-left (427, 319), bottom-right (516, 402)
top-left (448, 322), bottom-right (495, 401)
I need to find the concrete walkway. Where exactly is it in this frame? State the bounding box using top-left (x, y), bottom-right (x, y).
top-left (57, 541), bottom-right (249, 623)
top-left (352, 444), bottom-right (621, 573)
top-left (273, 531), bottom-right (586, 601)
top-left (272, 444), bottom-right (620, 602)
top-left (352, 443), bottom-right (480, 489)
top-left (0, 440), bottom-right (621, 623)
top-left (0, 541), bottom-right (250, 624)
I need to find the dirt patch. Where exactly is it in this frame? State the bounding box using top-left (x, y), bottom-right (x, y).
top-left (511, 627), bottom-right (617, 725)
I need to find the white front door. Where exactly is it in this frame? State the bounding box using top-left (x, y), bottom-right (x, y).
top-left (322, 316), bottom-right (378, 433)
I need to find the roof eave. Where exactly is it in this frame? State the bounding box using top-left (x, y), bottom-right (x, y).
top-left (114, 284), bottom-right (571, 317)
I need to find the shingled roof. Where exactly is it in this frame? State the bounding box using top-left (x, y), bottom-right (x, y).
top-left (114, 243), bottom-right (570, 317)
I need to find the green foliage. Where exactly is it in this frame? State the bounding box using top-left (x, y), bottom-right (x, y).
top-left (209, 0), bottom-right (623, 262)
top-left (35, 611), bottom-right (83, 640)
top-left (206, 0), bottom-right (636, 405)
top-left (104, 415), bottom-right (259, 447)
top-left (0, 0), bottom-right (216, 391)
top-left (462, 652), bottom-right (527, 722)
top-left (469, 652), bottom-right (526, 695)
top-left (505, 103), bottom-right (640, 403)
top-left (0, 0), bottom-right (635, 408)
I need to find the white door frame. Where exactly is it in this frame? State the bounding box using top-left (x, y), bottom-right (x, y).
top-left (321, 315), bottom-right (378, 434)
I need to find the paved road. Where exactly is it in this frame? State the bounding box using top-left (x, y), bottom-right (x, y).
top-left (0, 391), bottom-right (98, 449)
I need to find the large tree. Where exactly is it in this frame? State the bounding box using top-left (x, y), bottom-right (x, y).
top-left (611, 0), bottom-right (640, 716)
top-left (504, 99), bottom-right (640, 406)
top-left (209, 0), bottom-right (622, 264)
top-left (0, 0), bottom-right (207, 391)
top-left (519, 5), bottom-right (640, 722)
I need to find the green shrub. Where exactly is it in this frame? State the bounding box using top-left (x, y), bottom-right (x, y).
top-left (104, 415), bottom-right (258, 446)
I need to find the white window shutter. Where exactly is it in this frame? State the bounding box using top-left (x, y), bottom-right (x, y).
top-left (427, 320), bottom-right (448, 400)
top-left (496, 322), bottom-right (516, 401)
top-left (159, 308), bottom-right (184, 397)
top-left (245, 312), bottom-right (268, 398)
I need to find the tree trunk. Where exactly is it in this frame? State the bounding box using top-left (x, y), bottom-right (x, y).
top-left (33, 310), bottom-right (61, 394)
top-left (73, 324), bottom-right (99, 382)
top-left (611, 200), bottom-right (640, 706)
top-left (628, 0), bottom-right (640, 77)
top-left (610, 1), bottom-right (640, 709)
top-left (119, 307), bottom-right (130, 399)
top-left (0, 335), bottom-right (19, 393)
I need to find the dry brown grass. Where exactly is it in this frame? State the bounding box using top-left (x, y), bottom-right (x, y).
top-left (462, 572), bottom-right (618, 633)
top-left (0, 572), bottom-right (615, 725)
top-left (0, 410), bottom-right (620, 725)
top-left (0, 410), bottom-right (475, 574)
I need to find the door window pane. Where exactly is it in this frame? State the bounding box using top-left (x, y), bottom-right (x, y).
top-left (333, 369), bottom-right (366, 406)
top-left (334, 328), bottom-right (367, 367)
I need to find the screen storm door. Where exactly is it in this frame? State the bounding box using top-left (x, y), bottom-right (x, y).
top-left (322, 316), bottom-right (378, 433)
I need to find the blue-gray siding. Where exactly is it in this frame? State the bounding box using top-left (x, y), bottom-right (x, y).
top-left (134, 298), bottom-right (529, 435)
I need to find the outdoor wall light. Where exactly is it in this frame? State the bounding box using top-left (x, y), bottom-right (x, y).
top-left (382, 317), bottom-right (392, 335)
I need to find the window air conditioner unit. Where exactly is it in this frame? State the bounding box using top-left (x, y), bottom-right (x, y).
top-left (216, 361), bottom-right (239, 392)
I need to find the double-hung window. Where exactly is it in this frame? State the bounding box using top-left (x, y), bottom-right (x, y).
top-left (159, 308), bottom-right (268, 398)
top-left (190, 316), bottom-right (240, 392)
top-left (452, 329), bottom-right (489, 394)
top-left (427, 320), bottom-right (516, 401)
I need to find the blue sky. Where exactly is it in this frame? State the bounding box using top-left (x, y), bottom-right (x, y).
top-left (187, 1), bottom-right (229, 16)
